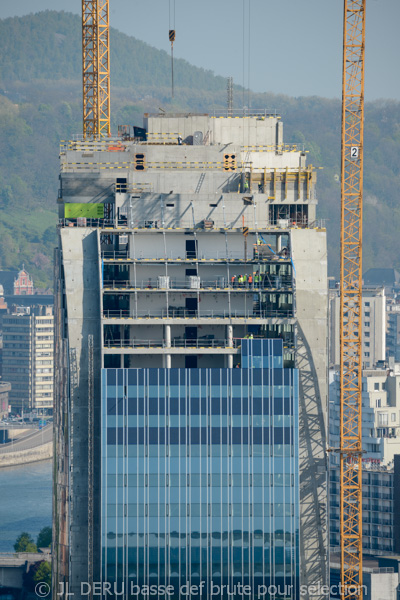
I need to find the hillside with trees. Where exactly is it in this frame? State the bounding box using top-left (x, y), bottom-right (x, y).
top-left (0, 11), bottom-right (399, 287)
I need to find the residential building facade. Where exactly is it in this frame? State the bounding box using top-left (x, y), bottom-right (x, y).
top-left (330, 367), bottom-right (400, 555)
top-left (2, 306), bottom-right (54, 414)
top-left (329, 287), bottom-right (386, 369)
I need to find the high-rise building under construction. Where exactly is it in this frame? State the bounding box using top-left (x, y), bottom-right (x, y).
top-left (53, 111), bottom-right (328, 599)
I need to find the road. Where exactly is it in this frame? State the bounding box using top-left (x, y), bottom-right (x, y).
top-left (0, 425), bottom-right (53, 453)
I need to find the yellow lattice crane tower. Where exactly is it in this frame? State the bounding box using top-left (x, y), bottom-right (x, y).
top-left (339, 0), bottom-right (365, 598)
top-left (82, 0), bottom-right (111, 138)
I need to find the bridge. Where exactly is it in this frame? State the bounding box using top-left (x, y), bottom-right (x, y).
top-left (0, 551), bottom-right (51, 592)
top-left (0, 425), bottom-right (53, 452)
top-left (0, 422), bottom-right (41, 430)
top-left (0, 425), bottom-right (53, 467)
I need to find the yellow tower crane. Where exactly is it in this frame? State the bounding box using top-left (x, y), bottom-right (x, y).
top-left (339, 0), bottom-right (365, 598)
top-left (82, 0), bottom-right (111, 138)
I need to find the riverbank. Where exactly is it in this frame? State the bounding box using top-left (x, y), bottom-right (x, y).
top-left (0, 460), bottom-right (52, 552)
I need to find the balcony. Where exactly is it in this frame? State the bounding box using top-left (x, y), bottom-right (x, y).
top-left (103, 338), bottom-right (241, 354)
top-left (102, 308), bottom-right (296, 321)
top-left (101, 250), bottom-right (293, 263)
top-left (102, 279), bottom-right (293, 292)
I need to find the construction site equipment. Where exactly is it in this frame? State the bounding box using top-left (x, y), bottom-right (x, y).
top-left (169, 0), bottom-right (176, 98)
top-left (82, 0), bottom-right (111, 138)
top-left (339, 1), bottom-right (366, 598)
top-left (227, 77), bottom-right (233, 116)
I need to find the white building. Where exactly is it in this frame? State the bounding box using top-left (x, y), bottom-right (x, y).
top-left (329, 287), bottom-right (386, 369)
top-left (330, 366), bottom-right (400, 555)
top-left (2, 305), bottom-right (54, 414)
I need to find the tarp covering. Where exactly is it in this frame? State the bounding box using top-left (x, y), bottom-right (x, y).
top-left (64, 203), bottom-right (104, 218)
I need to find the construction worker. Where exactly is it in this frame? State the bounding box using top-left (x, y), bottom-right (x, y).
top-left (248, 273), bottom-right (253, 287)
top-left (238, 274), bottom-right (244, 288)
top-left (231, 274), bottom-right (236, 288)
top-left (243, 274), bottom-right (247, 287)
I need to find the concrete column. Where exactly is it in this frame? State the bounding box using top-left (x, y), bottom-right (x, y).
top-left (129, 293), bottom-right (135, 318)
top-left (120, 354), bottom-right (124, 368)
top-left (163, 327), bottom-right (171, 368)
top-left (277, 235), bottom-right (282, 252)
top-left (165, 325), bottom-right (171, 348)
top-left (227, 326), bottom-right (233, 368)
top-left (227, 325), bottom-right (233, 347)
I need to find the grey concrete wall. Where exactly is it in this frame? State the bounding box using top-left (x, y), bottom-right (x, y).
top-left (125, 193), bottom-right (316, 230)
top-left (59, 228), bottom-right (102, 596)
top-left (291, 228), bottom-right (328, 598)
top-left (144, 114), bottom-right (283, 147)
top-left (364, 571), bottom-right (399, 600)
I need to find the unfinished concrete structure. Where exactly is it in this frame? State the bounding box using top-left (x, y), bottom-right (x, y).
top-left (53, 112), bottom-right (328, 599)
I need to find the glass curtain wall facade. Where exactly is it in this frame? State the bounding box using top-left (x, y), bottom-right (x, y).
top-left (101, 340), bottom-right (299, 599)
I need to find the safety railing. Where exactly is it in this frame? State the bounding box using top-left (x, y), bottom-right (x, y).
top-left (211, 108), bottom-right (279, 118)
top-left (102, 279), bottom-right (294, 291)
top-left (101, 249), bottom-right (292, 262)
top-left (104, 338), bottom-right (241, 349)
top-left (60, 137), bottom-right (129, 152)
top-left (102, 309), bottom-right (295, 320)
top-left (59, 217), bottom-right (326, 233)
top-left (266, 219), bottom-right (327, 229)
top-left (242, 143), bottom-right (305, 153)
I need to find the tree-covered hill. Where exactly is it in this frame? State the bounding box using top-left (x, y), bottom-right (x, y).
top-left (0, 11), bottom-right (227, 92)
top-left (0, 11), bottom-right (399, 287)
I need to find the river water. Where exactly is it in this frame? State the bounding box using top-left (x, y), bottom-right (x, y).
top-left (0, 460), bottom-right (52, 552)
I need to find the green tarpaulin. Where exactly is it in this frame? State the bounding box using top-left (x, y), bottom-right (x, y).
top-left (64, 203), bottom-right (104, 218)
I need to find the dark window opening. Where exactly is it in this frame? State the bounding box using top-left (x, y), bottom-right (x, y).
top-left (185, 327), bottom-right (198, 341)
top-left (186, 240), bottom-right (197, 259)
top-left (185, 356), bottom-right (198, 369)
top-left (185, 298), bottom-right (198, 316)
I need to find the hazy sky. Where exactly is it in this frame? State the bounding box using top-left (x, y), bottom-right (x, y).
top-left (2, 0), bottom-right (399, 100)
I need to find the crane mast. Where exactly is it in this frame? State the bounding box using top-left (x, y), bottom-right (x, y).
top-left (340, 0), bottom-right (365, 598)
top-left (82, 0), bottom-right (111, 138)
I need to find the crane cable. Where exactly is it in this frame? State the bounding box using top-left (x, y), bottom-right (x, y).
top-left (242, 0), bottom-right (252, 112)
top-left (169, 0), bottom-right (176, 98)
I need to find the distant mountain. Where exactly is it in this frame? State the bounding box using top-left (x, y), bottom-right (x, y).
top-left (0, 11), bottom-right (227, 92)
top-left (0, 11), bottom-right (399, 287)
